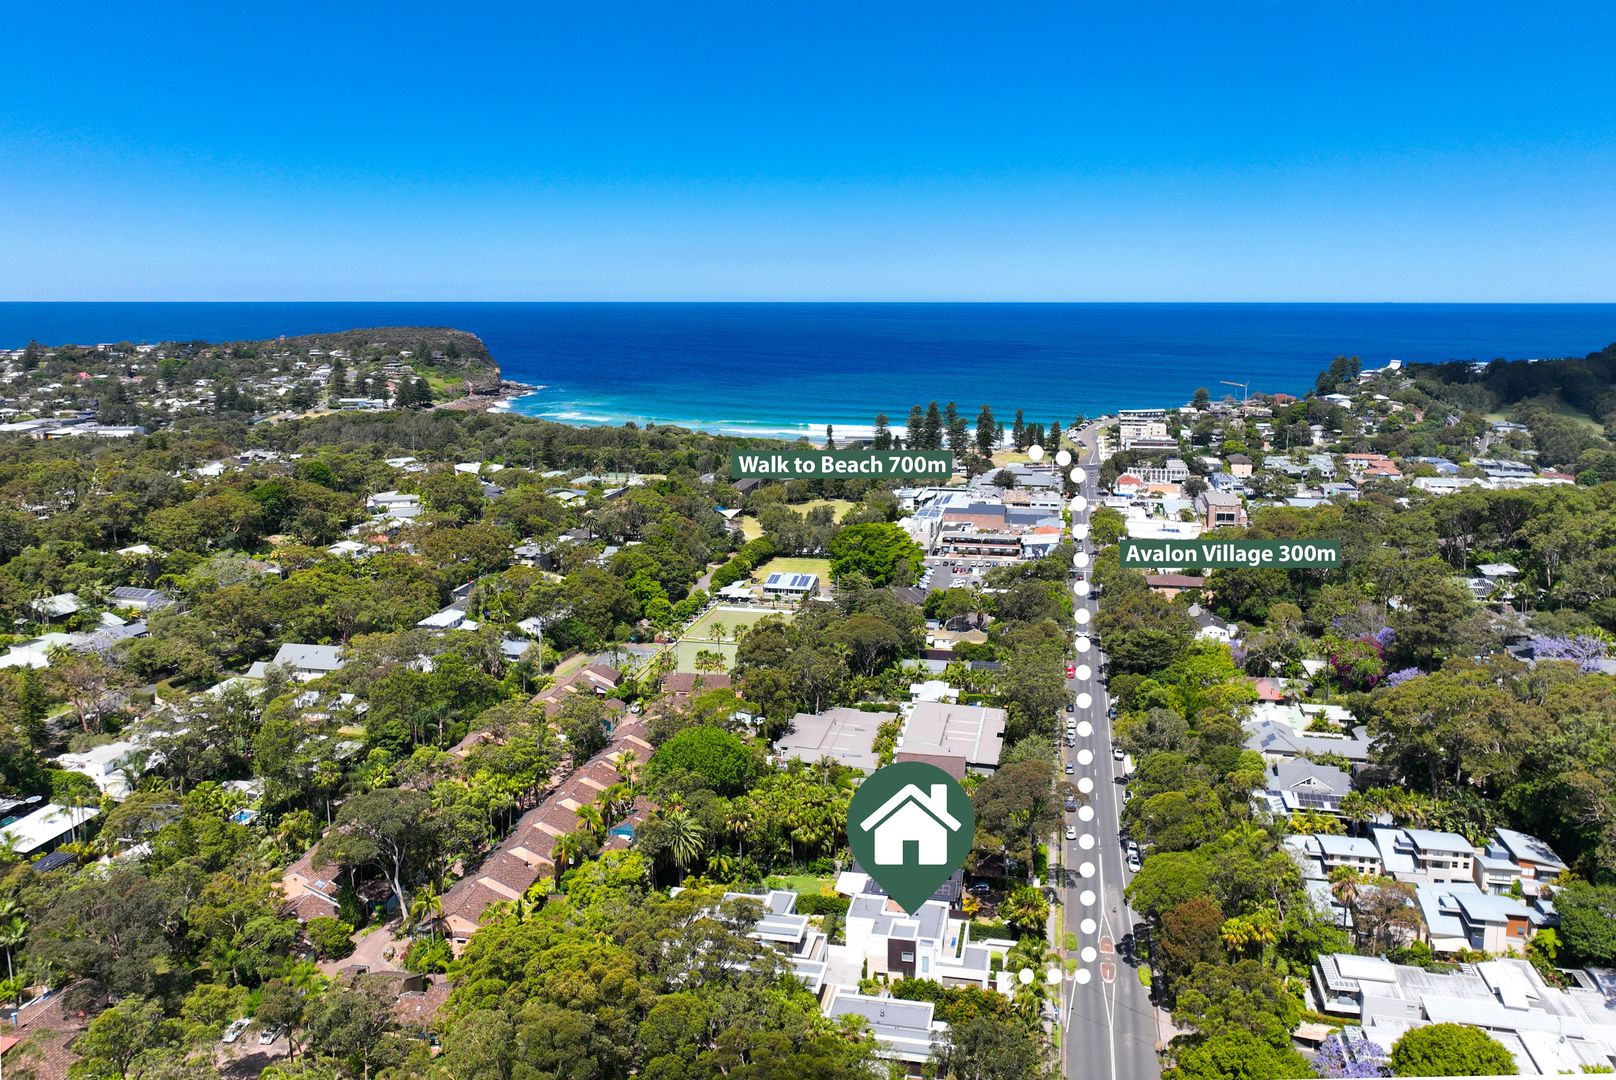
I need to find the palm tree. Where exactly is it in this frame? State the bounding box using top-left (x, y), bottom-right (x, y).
top-left (0, 901), bottom-right (25, 1011)
top-left (552, 831), bottom-right (588, 888)
top-left (724, 801), bottom-right (753, 862)
top-left (1000, 886), bottom-right (1050, 936)
top-left (661, 808), bottom-right (706, 880)
top-left (575, 804), bottom-right (607, 844)
top-left (600, 783), bottom-right (635, 824)
top-left (407, 885), bottom-right (443, 932)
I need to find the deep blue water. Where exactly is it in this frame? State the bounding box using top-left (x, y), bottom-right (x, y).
top-left (3, 303), bottom-right (1613, 437)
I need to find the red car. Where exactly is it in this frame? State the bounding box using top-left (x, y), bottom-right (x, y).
top-left (1065, 664), bottom-right (1076, 679)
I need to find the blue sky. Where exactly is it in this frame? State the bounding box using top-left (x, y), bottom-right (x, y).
top-left (3, 2), bottom-right (1613, 301)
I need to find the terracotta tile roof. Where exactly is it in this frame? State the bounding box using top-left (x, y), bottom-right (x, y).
top-left (662, 672), bottom-right (732, 696)
top-left (283, 848), bottom-right (342, 898)
top-left (282, 892), bottom-right (341, 922)
top-left (439, 696), bottom-right (651, 934)
top-left (894, 750), bottom-right (967, 779)
top-left (393, 979), bottom-right (452, 1028)
top-left (9, 985), bottom-right (97, 1080)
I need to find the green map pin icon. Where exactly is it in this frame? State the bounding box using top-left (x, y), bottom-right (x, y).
top-left (847, 762), bottom-right (975, 915)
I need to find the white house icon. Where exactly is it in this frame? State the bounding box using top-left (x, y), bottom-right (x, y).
top-left (858, 783), bottom-right (962, 866)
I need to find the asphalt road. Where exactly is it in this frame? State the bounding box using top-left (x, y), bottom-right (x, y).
top-left (1059, 426), bottom-right (1163, 1080)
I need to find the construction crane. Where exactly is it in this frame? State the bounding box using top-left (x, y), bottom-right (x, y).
top-left (1220, 379), bottom-right (1250, 403)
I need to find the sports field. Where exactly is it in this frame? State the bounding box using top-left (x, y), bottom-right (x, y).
top-left (672, 604), bottom-right (792, 672)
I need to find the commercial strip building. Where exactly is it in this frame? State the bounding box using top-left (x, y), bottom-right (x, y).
top-left (775, 708), bottom-right (894, 774)
top-left (893, 701), bottom-right (1006, 778)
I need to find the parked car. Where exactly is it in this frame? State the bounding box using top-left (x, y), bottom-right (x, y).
top-left (1065, 702), bottom-right (1075, 713)
top-left (259, 1027), bottom-right (282, 1046)
top-left (1065, 796), bottom-right (1079, 812)
top-left (1127, 852), bottom-right (1142, 872)
top-left (1064, 762), bottom-right (1075, 775)
top-left (1112, 745), bottom-right (1126, 760)
top-left (1065, 825), bottom-right (1077, 841)
top-left (222, 1018), bottom-right (250, 1045)
top-left (1122, 788), bottom-right (1133, 803)
top-left (968, 881), bottom-right (993, 894)
top-left (1065, 664), bottom-right (1077, 678)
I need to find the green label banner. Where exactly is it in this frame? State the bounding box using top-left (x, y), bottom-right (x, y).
top-left (1119, 538), bottom-right (1341, 569)
top-left (731, 450), bottom-right (953, 479)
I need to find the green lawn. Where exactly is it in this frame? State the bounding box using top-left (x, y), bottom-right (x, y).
top-left (797, 498), bottom-right (856, 519)
top-left (768, 872), bottom-right (835, 897)
top-left (673, 604), bottom-right (791, 672)
top-left (738, 515), bottom-right (764, 541)
top-left (749, 556), bottom-right (833, 584)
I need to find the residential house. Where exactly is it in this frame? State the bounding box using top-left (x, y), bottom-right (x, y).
top-left (1474, 828), bottom-right (1567, 897)
top-left (55, 740), bottom-right (145, 799)
top-left (822, 988), bottom-right (944, 1070)
top-left (280, 848), bottom-right (344, 922)
top-left (251, 643), bottom-right (345, 682)
top-left (1286, 833), bottom-right (1384, 877)
top-left (842, 887), bottom-right (996, 989)
top-left (0, 804), bottom-right (99, 856)
top-left (106, 586), bottom-right (174, 612)
top-left (1259, 760), bottom-right (1353, 816)
top-left (661, 672), bottom-right (733, 700)
top-left (1415, 881), bottom-right (1537, 955)
top-left (1194, 490), bottom-right (1247, 529)
top-left (1143, 573), bottom-right (1205, 599)
top-left (1186, 603), bottom-right (1236, 644)
top-left (1372, 827), bottom-right (1476, 884)
top-left (28, 593), bottom-right (81, 620)
top-left (1243, 717), bottom-right (1372, 769)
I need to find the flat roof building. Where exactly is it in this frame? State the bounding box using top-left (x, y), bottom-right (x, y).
top-left (775, 708), bottom-right (894, 773)
top-left (895, 701), bottom-right (1006, 777)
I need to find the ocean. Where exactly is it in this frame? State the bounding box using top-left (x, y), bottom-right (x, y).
top-left (3, 302), bottom-right (1614, 438)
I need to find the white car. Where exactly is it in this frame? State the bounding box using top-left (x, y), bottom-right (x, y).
top-left (259, 1027), bottom-right (282, 1046)
top-left (1065, 824), bottom-right (1077, 841)
top-left (1127, 852), bottom-right (1141, 872)
top-left (1112, 745), bottom-right (1125, 760)
top-left (222, 1018), bottom-right (250, 1044)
